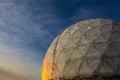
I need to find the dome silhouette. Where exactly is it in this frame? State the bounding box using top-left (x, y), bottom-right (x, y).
top-left (42, 19), bottom-right (120, 80)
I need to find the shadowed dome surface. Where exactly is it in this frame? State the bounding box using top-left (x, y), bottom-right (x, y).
top-left (42, 19), bottom-right (120, 80)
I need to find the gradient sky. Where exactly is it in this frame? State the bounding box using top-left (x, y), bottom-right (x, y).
top-left (0, 0), bottom-right (120, 80)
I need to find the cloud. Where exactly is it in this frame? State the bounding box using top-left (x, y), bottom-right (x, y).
top-left (0, 43), bottom-right (41, 79)
top-left (0, 0), bottom-right (57, 80)
top-left (0, 2), bottom-right (53, 47)
top-left (0, 69), bottom-right (28, 80)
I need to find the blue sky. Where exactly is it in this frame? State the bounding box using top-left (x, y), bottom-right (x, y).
top-left (0, 0), bottom-right (120, 80)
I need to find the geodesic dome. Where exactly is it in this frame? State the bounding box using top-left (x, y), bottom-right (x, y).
top-left (42, 19), bottom-right (120, 80)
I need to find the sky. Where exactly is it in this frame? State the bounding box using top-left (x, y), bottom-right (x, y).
top-left (0, 0), bottom-right (120, 80)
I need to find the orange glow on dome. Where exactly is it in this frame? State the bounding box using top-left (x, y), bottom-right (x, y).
top-left (42, 64), bottom-right (52, 80)
top-left (42, 66), bottom-right (47, 80)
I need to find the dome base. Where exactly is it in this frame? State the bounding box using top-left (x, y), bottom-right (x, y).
top-left (49, 75), bottom-right (120, 80)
